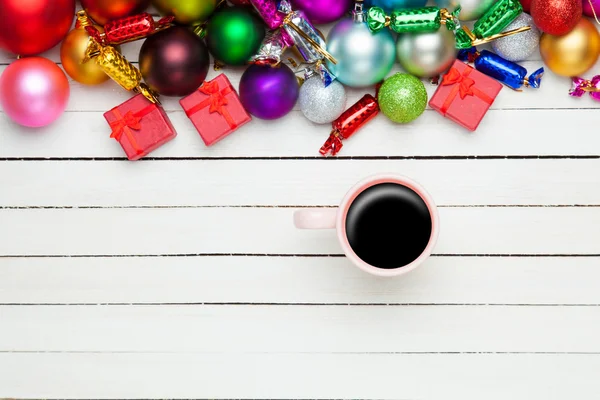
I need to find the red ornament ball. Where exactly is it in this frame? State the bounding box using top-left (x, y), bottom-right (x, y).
top-left (531, 0), bottom-right (581, 35)
top-left (81, 0), bottom-right (151, 25)
top-left (0, 0), bottom-right (75, 56)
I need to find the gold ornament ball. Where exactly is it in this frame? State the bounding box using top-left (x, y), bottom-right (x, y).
top-left (152, 0), bottom-right (217, 25)
top-left (60, 27), bottom-right (111, 85)
top-left (540, 18), bottom-right (600, 77)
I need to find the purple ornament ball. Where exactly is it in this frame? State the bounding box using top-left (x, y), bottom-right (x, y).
top-left (239, 64), bottom-right (299, 120)
top-left (583, 0), bottom-right (600, 17)
top-left (291, 0), bottom-right (353, 23)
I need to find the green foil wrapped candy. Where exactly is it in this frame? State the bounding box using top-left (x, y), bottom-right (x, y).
top-left (472, 0), bottom-right (523, 38)
top-left (367, 6), bottom-right (461, 34)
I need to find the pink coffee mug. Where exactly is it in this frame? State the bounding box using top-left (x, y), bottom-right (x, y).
top-left (294, 174), bottom-right (439, 277)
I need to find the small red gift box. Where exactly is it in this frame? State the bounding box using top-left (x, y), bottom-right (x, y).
top-left (104, 94), bottom-right (176, 160)
top-left (180, 74), bottom-right (251, 146)
top-left (429, 60), bottom-right (502, 131)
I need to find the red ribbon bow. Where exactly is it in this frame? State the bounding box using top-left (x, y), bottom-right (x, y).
top-left (199, 80), bottom-right (230, 114)
top-left (185, 79), bottom-right (237, 129)
top-left (109, 104), bottom-right (156, 155)
top-left (439, 65), bottom-right (493, 115)
top-left (442, 67), bottom-right (475, 99)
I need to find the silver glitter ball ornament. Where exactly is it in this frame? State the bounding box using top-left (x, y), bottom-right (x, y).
top-left (326, 13), bottom-right (396, 88)
top-left (435, 0), bottom-right (496, 21)
top-left (491, 13), bottom-right (541, 62)
top-left (396, 29), bottom-right (457, 78)
top-left (299, 75), bottom-right (347, 124)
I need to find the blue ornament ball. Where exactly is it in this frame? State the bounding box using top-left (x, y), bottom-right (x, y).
top-left (364, 0), bottom-right (427, 13)
top-left (326, 16), bottom-right (396, 88)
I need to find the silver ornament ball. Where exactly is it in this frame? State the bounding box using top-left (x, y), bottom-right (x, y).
top-left (326, 14), bottom-right (396, 88)
top-left (396, 29), bottom-right (457, 78)
top-left (491, 13), bottom-right (541, 62)
top-left (299, 76), bottom-right (347, 124)
top-left (435, 0), bottom-right (496, 21)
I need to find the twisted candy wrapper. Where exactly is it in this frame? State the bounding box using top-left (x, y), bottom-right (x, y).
top-left (366, 6), bottom-right (460, 34)
top-left (320, 94), bottom-right (379, 157)
top-left (367, 0), bottom-right (527, 49)
top-left (278, 1), bottom-right (334, 64)
top-left (251, 0), bottom-right (336, 83)
top-left (570, 76), bottom-right (600, 101)
top-left (250, 30), bottom-right (288, 66)
top-left (249, 0), bottom-right (294, 46)
top-left (459, 48), bottom-right (543, 90)
top-left (471, 0), bottom-right (523, 39)
top-left (86, 12), bottom-right (174, 46)
top-left (83, 38), bottom-right (158, 103)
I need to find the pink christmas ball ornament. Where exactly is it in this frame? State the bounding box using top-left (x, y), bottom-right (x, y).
top-left (583, 0), bottom-right (600, 17)
top-left (291, 0), bottom-right (354, 24)
top-left (0, 57), bottom-right (70, 128)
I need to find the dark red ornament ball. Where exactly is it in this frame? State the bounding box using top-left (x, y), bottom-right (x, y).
top-left (531, 0), bottom-right (582, 35)
top-left (139, 26), bottom-right (210, 97)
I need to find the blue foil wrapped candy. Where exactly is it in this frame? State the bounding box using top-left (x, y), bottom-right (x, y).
top-left (459, 48), bottom-right (543, 90)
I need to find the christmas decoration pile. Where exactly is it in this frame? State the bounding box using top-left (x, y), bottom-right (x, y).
top-left (0, 0), bottom-right (599, 157)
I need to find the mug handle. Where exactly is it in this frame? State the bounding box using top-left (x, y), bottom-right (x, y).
top-left (294, 208), bottom-right (338, 229)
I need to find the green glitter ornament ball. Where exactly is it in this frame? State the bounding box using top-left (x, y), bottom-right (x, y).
top-left (206, 7), bottom-right (265, 66)
top-left (378, 73), bottom-right (428, 123)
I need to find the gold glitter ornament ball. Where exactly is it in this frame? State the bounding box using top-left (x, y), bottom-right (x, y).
top-left (378, 73), bottom-right (427, 124)
top-left (540, 18), bottom-right (600, 77)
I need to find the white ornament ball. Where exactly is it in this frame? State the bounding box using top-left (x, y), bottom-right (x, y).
top-left (299, 76), bottom-right (347, 124)
top-left (396, 28), bottom-right (457, 78)
top-left (491, 13), bottom-right (541, 61)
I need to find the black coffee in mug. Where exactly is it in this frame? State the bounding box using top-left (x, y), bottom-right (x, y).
top-left (345, 183), bottom-right (433, 269)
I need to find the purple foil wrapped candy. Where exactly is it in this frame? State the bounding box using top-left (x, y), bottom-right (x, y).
top-left (249, 0), bottom-right (295, 46)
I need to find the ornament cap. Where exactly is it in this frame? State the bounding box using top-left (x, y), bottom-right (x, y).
top-left (76, 10), bottom-right (93, 29)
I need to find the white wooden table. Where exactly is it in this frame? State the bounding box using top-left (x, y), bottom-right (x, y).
top-left (2, 14), bottom-right (600, 399)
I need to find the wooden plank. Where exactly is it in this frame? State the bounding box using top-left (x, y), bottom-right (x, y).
top-left (1, 207), bottom-right (599, 255)
top-left (0, 61), bottom-right (585, 113)
top-left (1, 304), bottom-right (600, 352)
top-left (1, 159), bottom-right (599, 206)
top-left (1, 352), bottom-right (597, 399)
top-left (2, 109), bottom-right (599, 158)
top-left (1, 256), bottom-right (599, 305)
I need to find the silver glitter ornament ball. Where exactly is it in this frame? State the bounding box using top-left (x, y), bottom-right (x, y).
top-left (299, 76), bottom-right (347, 124)
top-left (396, 29), bottom-right (457, 78)
top-left (491, 13), bottom-right (541, 62)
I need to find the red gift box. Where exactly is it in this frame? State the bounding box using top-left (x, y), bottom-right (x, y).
top-left (429, 60), bottom-right (502, 131)
top-left (104, 94), bottom-right (176, 160)
top-left (180, 74), bottom-right (251, 146)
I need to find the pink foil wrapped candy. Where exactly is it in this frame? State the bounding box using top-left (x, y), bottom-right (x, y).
top-left (570, 75), bottom-right (600, 101)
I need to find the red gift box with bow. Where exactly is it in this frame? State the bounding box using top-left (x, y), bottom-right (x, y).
top-left (104, 94), bottom-right (176, 160)
top-left (180, 74), bottom-right (252, 146)
top-left (429, 60), bottom-right (502, 131)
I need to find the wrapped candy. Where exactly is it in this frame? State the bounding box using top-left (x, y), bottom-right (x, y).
top-left (459, 48), bottom-right (543, 90)
top-left (85, 12), bottom-right (174, 46)
top-left (570, 76), bottom-right (600, 101)
top-left (83, 38), bottom-right (158, 103)
top-left (320, 94), bottom-right (379, 157)
top-left (367, 0), bottom-right (528, 49)
top-left (250, 0), bottom-right (337, 72)
top-left (471, 0), bottom-right (523, 39)
top-left (250, 30), bottom-right (289, 66)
